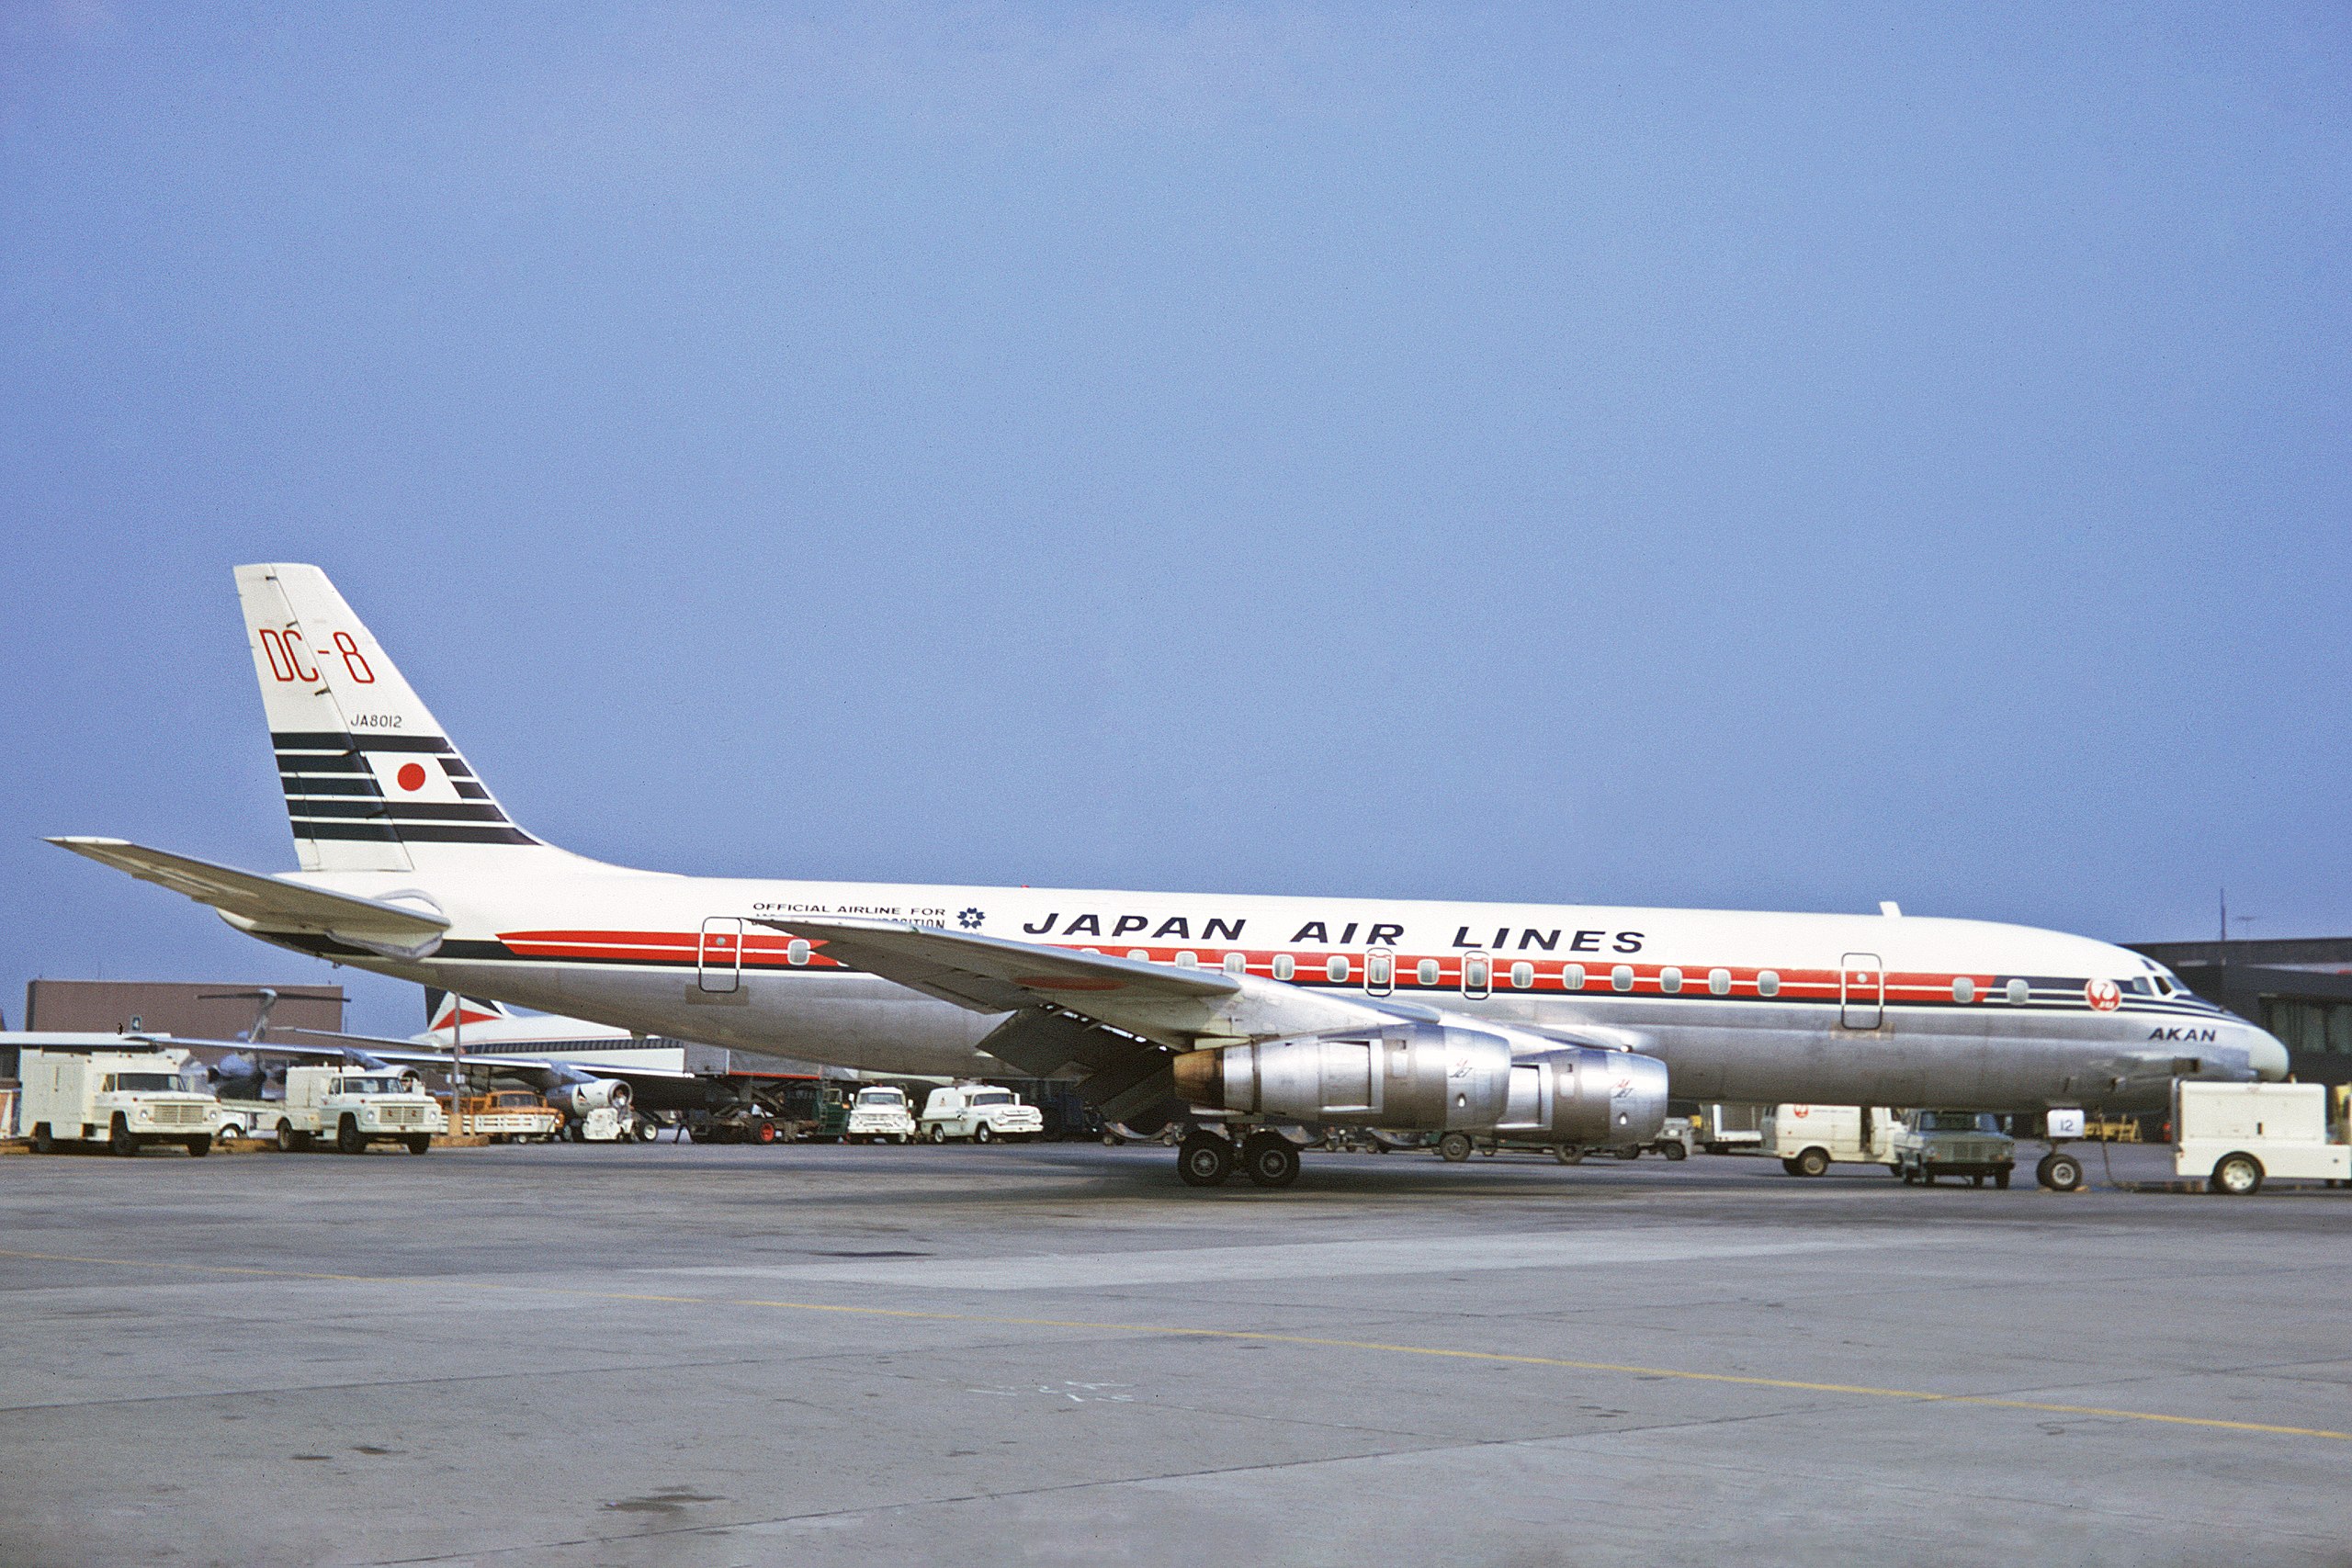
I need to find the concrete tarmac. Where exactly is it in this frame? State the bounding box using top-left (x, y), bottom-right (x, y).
top-left (1, 1139), bottom-right (2346, 1566)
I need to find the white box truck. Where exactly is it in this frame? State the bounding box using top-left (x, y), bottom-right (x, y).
top-left (2176, 1081), bottom-right (2350, 1195)
top-left (1758, 1103), bottom-right (1897, 1177)
top-left (18, 1046), bottom-right (223, 1156)
top-left (216, 1065), bottom-right (447, 1154)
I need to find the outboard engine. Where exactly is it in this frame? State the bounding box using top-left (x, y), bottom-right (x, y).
top-left (546, 1075), bottom-right (631, 1116)
top-left (1172, 1026), bottom-right (1668, 1147)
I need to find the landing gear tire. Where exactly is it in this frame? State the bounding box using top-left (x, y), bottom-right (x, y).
top-left (337, 1118), bottom-right (366, 1156)
top-left (405, 1134), bottom-right (431, 1155)
top-left (1240, 1131), bottom-right (1301, 1189)
top-left (1792, 1147), bottom-right (1831, 1179)
top-left (2210, 1153), bottom-right (2263, 1196)
top-left (1437, 1132), bottom-right (1474, 1163)
top-left (1177, 1134), bottom-right (1233, 1188)
top-left (109, 1118), bottom-right (139, 1158)
top-left (2036, 1152), bottom-right (2084, 1192)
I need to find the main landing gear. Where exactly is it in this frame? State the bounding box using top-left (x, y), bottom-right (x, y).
top-left (1176, 1128), bottom-right (1302, 1189)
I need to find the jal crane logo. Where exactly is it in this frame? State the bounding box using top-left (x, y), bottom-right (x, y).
top-left (2084, 978), bottom-right (2121, 1012)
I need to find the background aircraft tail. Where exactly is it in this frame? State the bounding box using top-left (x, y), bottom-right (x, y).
top-left (235, 564), bottom-right (549, 873)
top-left (425, 988), bottom-right (517, 1034)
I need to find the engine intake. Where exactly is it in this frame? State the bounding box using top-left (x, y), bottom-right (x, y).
top-left (1172, 1028), bottom-right (1667, 1146)
top-left (548, 1077), bottom-right (631, 1116)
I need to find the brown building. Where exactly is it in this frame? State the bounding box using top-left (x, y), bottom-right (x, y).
top-left (22, 980), bottom-right (345, 1042)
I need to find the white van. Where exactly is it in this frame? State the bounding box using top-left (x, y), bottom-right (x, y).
top-left (1758, 1103), bottom-right (1897, 1177)
top-left (920, 1084), bottom-right (1045, 1144)
top-left (2176, 1081), bottom-right (2350, 1195)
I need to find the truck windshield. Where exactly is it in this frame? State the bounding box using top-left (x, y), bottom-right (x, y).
top-left (972, 1093), bottom-right (1012, 1105)
top-left (856, 1091), bottom-right (901, 1106)
top-left (335, 1077), bottom-right (405, 1095)
top-left (1919, 1111), bottom-right (1996, 1132)
top-left (111, 1072), bottom-right (196, 1092)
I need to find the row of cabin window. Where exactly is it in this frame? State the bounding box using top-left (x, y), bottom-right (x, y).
top-left (771, 940), bottom-right (2032, 1005)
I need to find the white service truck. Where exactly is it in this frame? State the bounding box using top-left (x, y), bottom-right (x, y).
top-left (2176, 1080), bottom-right (2350, 1195)
top-left (1759, 1103), bottom-right (1898, 1177)
top-left (844, 1086), bottom-right (918, 1144)
top-left (218, 1066), bottom-right (447, 1155)
top-left (920, 1084), bottom-right (1046, 1143)
top-left (17, 1046), bottom-right (223, 1156)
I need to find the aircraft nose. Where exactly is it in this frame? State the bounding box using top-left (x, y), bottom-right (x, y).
top-left (2244, 1025), bottom-right (2290, 1082)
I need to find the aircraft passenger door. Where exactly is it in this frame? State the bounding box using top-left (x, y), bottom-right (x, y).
top-left (1839, 952), bottom-right (1883, 1030)
top-left (699, 916), bottom-right (744, 994)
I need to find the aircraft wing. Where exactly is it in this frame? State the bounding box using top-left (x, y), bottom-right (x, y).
top-left (274, 1030), bottom-right (700, 1085)
top-left (48, 837), bottom-right (448, 960)
top-left (756, 918), bottom-right (1399, 1124)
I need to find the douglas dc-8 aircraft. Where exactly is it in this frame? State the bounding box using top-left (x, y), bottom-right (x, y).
top-left (54, 565), bottom-right (2286, 1189)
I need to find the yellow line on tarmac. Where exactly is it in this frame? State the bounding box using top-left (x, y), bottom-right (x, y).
top-left (5, 1247), bottom-right (2345, 1444)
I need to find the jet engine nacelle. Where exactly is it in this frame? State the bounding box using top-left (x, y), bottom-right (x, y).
top-left (548, 1077), bottom-right (631, 1116)
top-left (1172, 1027), bottom-right (1668, 1146)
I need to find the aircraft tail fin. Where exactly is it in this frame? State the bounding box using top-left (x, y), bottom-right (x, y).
top-left (235, 565), bottom-right (550, 872)
top-left (425, 988), bottom-right (517, 1034)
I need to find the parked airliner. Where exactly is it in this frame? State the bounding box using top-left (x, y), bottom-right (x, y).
top-left (52, 565), bottom-right (2286, 1188)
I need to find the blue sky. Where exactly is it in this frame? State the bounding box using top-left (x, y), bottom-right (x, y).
top-left (3, 4), bottom-right (2347, 1036)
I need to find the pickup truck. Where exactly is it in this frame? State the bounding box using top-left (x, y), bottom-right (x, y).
top-left (218, 1065), bottom-right (446, 1154)
top-left (1892, 1110), bottom-right (2015, 1189)
top-left (920, 1084), bottom-right (1045, 1144)
top-left (452, 1089), bottom-right (566, 1143)
top-left (843, 1086), bottom-right (917, 1144)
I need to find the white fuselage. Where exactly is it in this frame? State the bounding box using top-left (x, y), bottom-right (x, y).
top-left (272, 855), bottom-right (2284, 1113)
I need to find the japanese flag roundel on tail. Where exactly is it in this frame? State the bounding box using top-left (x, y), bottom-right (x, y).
top-left (235, 564), bottom-right (546, 873)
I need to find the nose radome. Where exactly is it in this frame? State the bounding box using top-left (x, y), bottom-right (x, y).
top-left (2245, 1026), bottom-right (2290, 1082)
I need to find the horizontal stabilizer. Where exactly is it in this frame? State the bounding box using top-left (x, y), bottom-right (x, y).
top-left (48, 837), bottom-right (449, 960)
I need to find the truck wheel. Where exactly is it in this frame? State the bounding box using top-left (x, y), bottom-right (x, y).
top-left (1614, 1145), bottom-right (1641, 1160)
top-left (336, 1117), bottom-right (365, 1156)
top-left (755, 1121), bottom-right (778, 1145)
top-left (973, 1123), bottom-right (993, 1145)
top-left (109, 1117), bottom-right (140, 1157)
top-left (276, 1123), bottom-right (300, 1152)
top-left (929, 1123), bottom-right (947, 1144)
top-left (1553, 1145), bottom-right (1582, 1165)
top-left (29, 1123), bottom-right (53, 1155)
top-left (1437, 1131), bottom-right (1474, 1163)
top-left (1793, 1147), bottom-right (1831, 1178)
top-left (2210, 1153), bottom-right (2263, 1196)
top-left (405, 1134), bottom-right (431, 1155)
top-left (186, 1135), bottom-right (211, 1157)
top-left (1994, 1169), bottom-right (2011, 1190)
top-left (1240, 1131), bottom-right (1301, 1189)
top-left (1663, 1142), bottom-right (1687, 1161)
top-left (214, 1124), bottom-right (240, 1149)
top-left (1177, 1133), bottom-right (1233, 1187)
